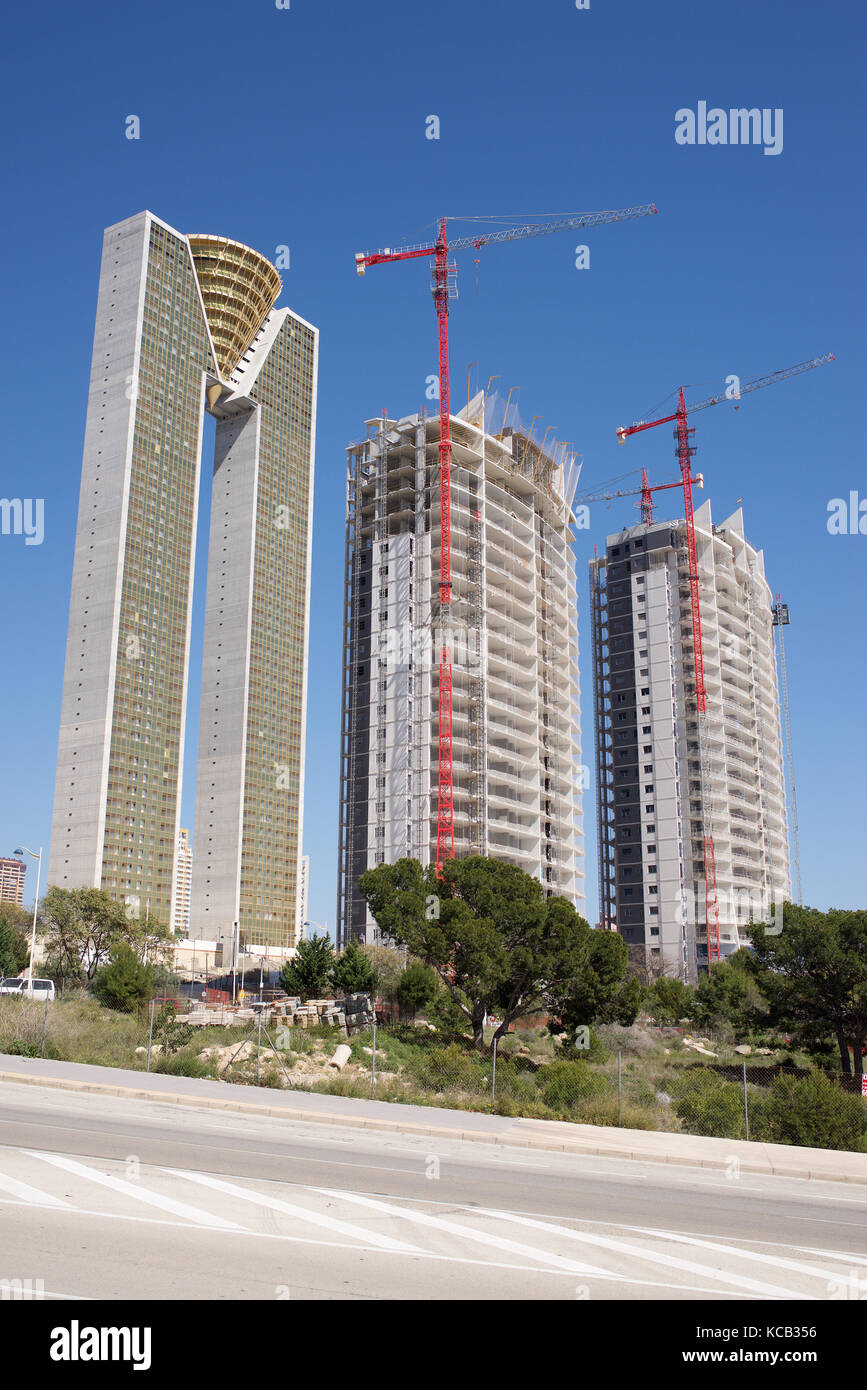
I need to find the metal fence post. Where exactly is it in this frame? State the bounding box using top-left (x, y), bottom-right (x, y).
top-left (40, 997), bottom-right (50, 1057)
top-left (145, 999), bottom-right (156, 1073)
top-left (617, 1050), bottom-right (623, 1126)
top-left (491, 1034), bottom-right (498, 1106)
top-left (256, 1010), bottom-right (263, 1083)
top-left (743, 1058), bottom-right (750, 1141)
top-left (371, 1006), bottom-right (376, 1099)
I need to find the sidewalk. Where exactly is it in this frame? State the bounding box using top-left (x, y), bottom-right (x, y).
top-left (1, 1054), bottom-right (865, 1185)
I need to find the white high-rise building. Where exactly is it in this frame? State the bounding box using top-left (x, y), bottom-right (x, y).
top-left (338, 394), bottom-right (585, 945)
top-left (170, 828), bottom-right (193, 936)
top-left (590, 501), bottom-right (791, 981)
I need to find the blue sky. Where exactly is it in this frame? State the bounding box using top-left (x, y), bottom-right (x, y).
top-left (0, 0), bottom-right (863, 935)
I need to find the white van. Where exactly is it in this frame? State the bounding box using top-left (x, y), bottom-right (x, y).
top-left (0, 977), bottom-right (55, 1001)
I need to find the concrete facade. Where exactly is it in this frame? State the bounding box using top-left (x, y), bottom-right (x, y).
top-left (338, 394), bottom-right (585, 945)
top-left (49, 212), bottom-right (317, 954)
top-left (591, 501), bottom-right (790, 981)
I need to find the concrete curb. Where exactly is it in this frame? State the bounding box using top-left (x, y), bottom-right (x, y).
top-left (1, 1066), bottom-right (865, 1186)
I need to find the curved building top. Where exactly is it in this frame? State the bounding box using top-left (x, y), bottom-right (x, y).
top-left (187, 234), bottom-right (282, 379)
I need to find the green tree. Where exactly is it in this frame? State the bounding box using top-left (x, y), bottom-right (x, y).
top-left (748, 907), bottom-right (867, 1076)
top-left (332, 941), bottom-right (380, 996)
top-left (359, 856), bottom-right (607, 1053)
top-left (41, 886), bottom-right (173, 983)
top-left (359, 944), bottom-right (405, 1002)
top-left (279, 935), bottom-right (335, 1001)
top-left (547, 927), bottom-right (642, 1042)
top-left (93, 943), bottom-right (154, 1012)
top-left (396, 961), bottom-right (438, 1019)
top-left (646, 976), bottom-right (693, 1026)
top-left (0, 914), bottom-right (30, 977)
top-left (692, 953), bottom-right (759, 1035)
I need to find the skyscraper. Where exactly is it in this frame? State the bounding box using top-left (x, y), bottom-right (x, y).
top-left (49, 212), bottom-right (317, 953)
top-left (170, 828), bottom-right (193, 937)
top-left (590, 502), bottom-right (790, 981)
top-left (337, 394), bottom-right (585, 945)
top-left (0, 858), bottom-right (26, 907)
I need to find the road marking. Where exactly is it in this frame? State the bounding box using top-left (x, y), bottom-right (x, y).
top-left (0, 1169), bottom-right (73, 1208)
top-left (0, 1195), bottom-right (755, 1296)
top-left (24, 1151), bottom-right (246, 1231)
top-left (165, 1168), bottom-right (425, 1254)
top-left (310, 1186), bottom-right (615, 1278)
top-left (472, 1206), bottom-right (809, 1299)
top-left (630, 1226), bottom-right (844, 1284)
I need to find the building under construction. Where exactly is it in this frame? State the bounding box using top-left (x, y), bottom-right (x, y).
top-left (337, 393), bottom-right (585, 945)
top-left (590, 502), bottom-right (791, 981)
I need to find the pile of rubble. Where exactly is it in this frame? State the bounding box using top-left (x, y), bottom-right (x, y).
top-left (174, 993), bottom-right (377, 1038)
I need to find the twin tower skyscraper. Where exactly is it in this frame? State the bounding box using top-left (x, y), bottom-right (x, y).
top-left (49, 212), bottom-right (318, 953)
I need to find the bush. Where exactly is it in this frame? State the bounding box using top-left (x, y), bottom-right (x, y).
top-left (670, 1067), bottom-right (747, 1139)
top-left (756, 1071), bottom-right (867, 1152)
top-left (93, 944), bottom-right (154, 1012)
top-left (556, 1026), bottom-right (609, 1064)
top-left (151, 1053), bottom-right (214, 1078)
top-left (407, 1043), bottom-right (487, 1094)
top-left (396, 962), bottom-right (438, 1018)
top-left (539, 1060), bottom-right (607, 1111)
top-left (1, 1040), bottom-right (40, 1058)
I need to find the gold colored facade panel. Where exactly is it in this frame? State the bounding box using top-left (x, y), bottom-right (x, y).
top-left (187, 234), bottom-right (282, 379)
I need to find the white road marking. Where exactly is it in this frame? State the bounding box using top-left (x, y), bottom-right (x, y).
top-left (0, 1168), bottom-right (73, 1208)
top-left (24, 1151), bottom-right (246, 1231)
top-left (472, 1206), bottom-right (809, 1299)
top-left (630, 1226), bottom-right (845, 1284)
top-left (165, 1168), bottom-right (425, 1254)
top-left (310, 1186), bottom-right (615, 1278)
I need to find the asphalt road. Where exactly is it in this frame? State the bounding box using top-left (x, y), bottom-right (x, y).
top-left (1, 1079), bottom-right (865, 1301)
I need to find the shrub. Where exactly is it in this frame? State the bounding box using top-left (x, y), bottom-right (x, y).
top-left (670, 1067), bottom-right (747, 1139)
top-left (407, 1043), bottom-right (487, 1094)
top-left (1, 1040), bottom-right (40, 1058)
top-left (539, 1060), bottom-right (607, 1111)
top-left (93, 944), bottom-right (154, 1012)
top-left (756, 1071), bottom-right (867, 1152)
top-left (152, 1052), bottom-right (213, 1078)
top-left (396, 962), bottom-right (438, 1018)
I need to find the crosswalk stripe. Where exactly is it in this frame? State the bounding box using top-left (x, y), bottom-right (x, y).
top-left (471, 1206), bottom-right (806, 1299)
top-left (310, 1187), bottom-right (615, 1277)
top-left (630, 1226), bottom-right (846, 1284)
top-left (164, 1168), bottom-right (425, 1253)
top-left (0, 1169), bottom-right (73, 1208)
top-left (24, 1152), bottom-right (246, 1231)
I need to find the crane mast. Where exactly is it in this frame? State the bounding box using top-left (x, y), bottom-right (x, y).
top-left (356, 203), bottom-right (658, 877)
top-left (615, 354), bottom-right (833, 969)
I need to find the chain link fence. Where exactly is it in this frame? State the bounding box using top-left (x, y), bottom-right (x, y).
top-left (2, 996), bottom-right (864, 1152)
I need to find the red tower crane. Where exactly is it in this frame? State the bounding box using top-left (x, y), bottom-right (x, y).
top-left (356, 204), bottom-right (659, 875)
top-left (615, 353), bottom-right (834, 964)
top-left (575, 468), bottom-right (705, 524)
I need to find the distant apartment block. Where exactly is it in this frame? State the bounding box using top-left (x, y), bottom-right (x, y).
top-left (170, 828), bottom-right (193, 936)
top-left (0, 857), bottom-right (26, 907)
top-left (590, 502), bottom-right (790, 981)
top-left (338, 394), bottom-right (585, 945)
top-left (49, 211), bottom-right (317, 953)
